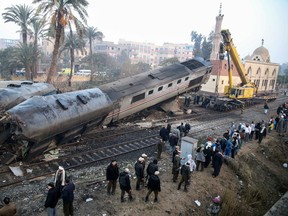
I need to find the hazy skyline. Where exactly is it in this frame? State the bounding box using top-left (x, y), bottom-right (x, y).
top-left (0, 0), bottom-right (287, 64)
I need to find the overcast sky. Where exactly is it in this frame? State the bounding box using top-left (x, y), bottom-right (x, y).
top-left (0, 0), bottom-right (287, 64)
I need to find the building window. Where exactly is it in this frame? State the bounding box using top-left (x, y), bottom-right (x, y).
top-left (221, 80), bottom-right (224, 84)
top-left (168, 83), bottom-right (173, 87)
top-left (148, 90), bottom-right (154, 95)
top-left (158, 86), bottom-right (163, 91)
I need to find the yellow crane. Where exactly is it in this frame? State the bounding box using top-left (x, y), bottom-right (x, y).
top-left (220, 29), bottom-right (257, 99)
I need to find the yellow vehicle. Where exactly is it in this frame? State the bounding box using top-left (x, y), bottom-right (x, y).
top-left (220, 29), bottom-right (257, 99)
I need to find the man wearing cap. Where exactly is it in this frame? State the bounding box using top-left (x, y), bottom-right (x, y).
top-left (106, 159), bottom-right (119, 195)
top-left (44, 182), bottom-right (58, 216)
top-left (119, 168), bottom-right (133, 202)
top-left (135, 157), bottom-right (145, 190)
top-left (0, 197), bottom-right (17, 216)
top-left (54, 166), bottom-right (66, 198)
top-left (177, 161), bottom-right (190, 192)
top-left (172, 150), bottom-right (181, 182)
top-left (145, 171), bottom-right (161, 203)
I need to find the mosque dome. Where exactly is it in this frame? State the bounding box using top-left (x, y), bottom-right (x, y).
top-left (243, 54), bottom-right (251, 60)
top-left (251, 46), bottom-right (270, 63)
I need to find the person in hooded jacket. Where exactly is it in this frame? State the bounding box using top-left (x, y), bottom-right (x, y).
top-left (119, 168), bottom-right (133, 202)
top-left (106, 159), bottom-right (119, 195)
top-left (145, 171), bottom-right (161, 203)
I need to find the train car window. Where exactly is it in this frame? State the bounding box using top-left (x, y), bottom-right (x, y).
top-left (77, 94), bottom-right (88, 104)
top-left (188, 76), bottom-right (203, 88)
top-left (131, 93), bottom-right (145, 104)
top-left (168, 83), bottom-right (173, 87)
top-left (158, 86), bottom-right (163, 91)
top-left (148, 90), bottom-right (154, 95)
top-left (185, 77), bottom-right (189, 81)
top-left (56, 98), bottom-right (69, 110)
top-left (177, 79), bottom-right (181, 84)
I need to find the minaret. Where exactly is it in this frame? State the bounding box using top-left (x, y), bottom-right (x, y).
top-left (210, 3), bottom-right (224, 60)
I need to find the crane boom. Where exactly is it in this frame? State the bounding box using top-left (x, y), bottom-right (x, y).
top-left (221, 29), bottom-right (248, 85)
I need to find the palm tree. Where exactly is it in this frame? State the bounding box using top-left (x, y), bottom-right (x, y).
top-left (85, 26), bottom-right (104, 80)
top-left (33, 0), bottom-right (89, 83)
top-left (2, 4), bottom-right (35, 75)
top-left (60, 28), bottom-right (86, 86)
top-left (12, 42), bottom-right (40, 80)
top-left (2, 4), bottom-right (35, 45)
top-left (29, 17), bottom-right (48, 77)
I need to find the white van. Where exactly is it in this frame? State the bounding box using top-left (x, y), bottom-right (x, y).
top-left (75, 69), bottom-right (91, 76)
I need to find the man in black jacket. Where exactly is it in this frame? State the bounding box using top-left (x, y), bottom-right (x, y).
top-left (146, 159), bottom-right (158, 185)
top-left (106, 159), bottom-right (119, 195)
top-left (62, 178), bottom-right (75, 216)
top-left (45, 182), bottom-right (58, 216)
top-left (135, 157), bottom-right (145, 190)
top-left (119, 168), bottom-right (133, 202)
top-left (145, 171), bottom-right (161, 203)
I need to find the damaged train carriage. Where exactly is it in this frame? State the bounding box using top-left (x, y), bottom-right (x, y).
top-left (0, 58), bottom-right (212, 163)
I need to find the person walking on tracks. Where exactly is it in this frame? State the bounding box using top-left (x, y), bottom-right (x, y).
top-left (119, 168), bottom-right (133, 202)
top-left (106, 159), bottom-right (119, 195)
top-left (157, 138), bottom-right (164, 159)
top-left (145, 171), bottom-right (161, 203)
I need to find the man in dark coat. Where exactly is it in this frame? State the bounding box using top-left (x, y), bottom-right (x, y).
top-left (45, 182), bottom-right (58, 216)
top-left (62, 178), bottom-right (75, 216)
top-left (146, 159), bottom-right (158, 184)
top-left (0, 197), bottom-right (17, 216)
top-left (135, 157), bottom-right (145, 190)
top-left (159, 126), bottom-right (169, 142)
top-left (170, 134), bottom-right (178, 155)
top-left (157, 139), bottom-right (164, 160)
top-left (212, 150), bottom-right (224, 177)
top-left (145, 171), bottom-right (161, 203)
top-left (119, 168), bottom-right (133, 202)
top-left (106, 159), bottom-right (119, 195)
top-left (177, 161), bottom-right (191, 192)
top-left (172, 150), bottom-right (181, 182)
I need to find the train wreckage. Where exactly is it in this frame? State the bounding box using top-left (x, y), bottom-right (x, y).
top-left (0, 58), bottom-right (212, 164)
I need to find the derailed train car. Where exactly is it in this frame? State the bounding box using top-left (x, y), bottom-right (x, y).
top-left (0, 58), bottom-right (212, 163)
top-left (0, 82), bottom-right (56, 111)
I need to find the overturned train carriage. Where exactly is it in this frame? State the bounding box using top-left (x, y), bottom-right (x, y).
top-left (0, 58), bottom-right (212, 163)
top-left (0, 88), bottom-right (113, 162)
top-left (0, 82), bottom-right (56, 111)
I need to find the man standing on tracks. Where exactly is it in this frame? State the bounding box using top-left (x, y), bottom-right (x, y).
top-left (62, 178), bottom-right (75, 216)
top-left (119, 168), bottom-right (133, 202)
top-left (135, 157), bottom-right (145, 190)
top-left (45, 182), bottom-right (58, 216)
top-left (106, 159), bottom-right (119, 195)
top-left (157, 138), bottom-right (164, 160)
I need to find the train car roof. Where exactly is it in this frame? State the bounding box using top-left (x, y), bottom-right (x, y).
top-left (100, 58), bottom-right (208, 101)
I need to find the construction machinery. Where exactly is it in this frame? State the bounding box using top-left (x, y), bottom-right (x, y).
top-left (220, 29), bottom-right (257, 99)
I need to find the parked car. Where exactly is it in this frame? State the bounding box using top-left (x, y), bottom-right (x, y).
top-left (75, 69), bottom-right (91, 76)
top-left (15, 68), bottom-right (25, 76)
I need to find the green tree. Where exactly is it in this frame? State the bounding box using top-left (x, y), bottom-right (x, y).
top-left (0, 47), bottom-right (22, 79)
top-left (201, 31), bottom-right (213, 60)
top-left (85, 26), bottom-right (104, 80)
top-left (160, 57), bottom-right (180, 67)
top-left (33, 0), bottom-right (89, 83)
top-left (13, 42), bottom-right (40, 80)
top-left (2, 4), bottom-right (35, 45)
top-left (2, 4), bottom-right (35, 75)
top-left (29, 17), bottom-right (48, 77)
top-left (60, 30), bottom-right (86, 86)
top-left (191, 31), bottom-right (203, 57)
